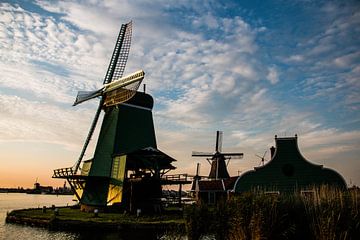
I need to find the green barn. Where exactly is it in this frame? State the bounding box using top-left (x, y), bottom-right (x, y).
top-left (234, 135), bottom-right (346, 193)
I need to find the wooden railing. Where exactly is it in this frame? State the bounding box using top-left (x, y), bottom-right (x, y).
top-left (161, 174), bottom-right (192, 184)
top-left (52, 167), bottom-right (75, 178)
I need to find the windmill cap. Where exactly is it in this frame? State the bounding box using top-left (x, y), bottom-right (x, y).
top-left (125, 91), bottom-right (154, 109)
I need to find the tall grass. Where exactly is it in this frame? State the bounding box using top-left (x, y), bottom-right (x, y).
top-left (303, 185), bottom-right (359, 240)
top-left (184, 186), bottom-right (359, 240)
top-left (184, 202), bottom-right (213, 240)
top-left (226, 193), bottom-right (296, 240)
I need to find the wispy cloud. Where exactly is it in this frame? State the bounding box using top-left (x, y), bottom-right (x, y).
top-left (0, 0), bottom-right (359, 186)
top-left (266, 66), bottom-right (279, 84)
top-left (0, 94), bottom-right (95, 151)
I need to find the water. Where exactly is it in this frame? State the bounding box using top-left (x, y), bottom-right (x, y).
top-left (0, 193), bottom-right (77, 240)
top-left (0, 193), bottom-right (186, 240)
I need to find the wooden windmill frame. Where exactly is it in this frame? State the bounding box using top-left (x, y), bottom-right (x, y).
top-left (53, 21), bottom-right (143, 202)
top-left (53, 22), bottom-right (187, 210)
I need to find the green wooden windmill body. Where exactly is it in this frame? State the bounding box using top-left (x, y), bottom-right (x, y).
top-left (81, 92), bottom-right (157, 206)
top-left (53, 22), bottom-right (176, 210)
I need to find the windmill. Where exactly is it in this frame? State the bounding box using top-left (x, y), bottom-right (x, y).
top-left (71, 21), bottom-right (138, 174)
top-left (52, 22), bottom-right (178, 212)
top-left (255, 151), bottom-right (268, 166)
top-left (53, 21), bottom-right (138, 202)
top-left (192, 131), bottom-right (243, 179)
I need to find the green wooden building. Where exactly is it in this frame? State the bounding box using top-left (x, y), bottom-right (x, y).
top-left (54, 92), bottom-right (177, 212)
top-left (81, 92), bottom-right (178, 211)
top-left (234, 135), bottom-right (346, 193)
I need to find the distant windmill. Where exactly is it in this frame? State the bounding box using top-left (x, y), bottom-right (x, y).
top-left (192, 131), bottom-right (243, 179)
top-left (255, 151), bottom-right (268, 166)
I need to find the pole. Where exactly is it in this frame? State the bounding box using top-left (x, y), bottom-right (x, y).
top-left (178, 184), bottom-right (182, 206)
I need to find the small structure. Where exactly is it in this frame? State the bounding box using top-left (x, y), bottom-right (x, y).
top-left (192, 177), bottom-right (238, 204)
top-left (234, 135), bottom-right (347, 193)
top-left (27, 180), bottom-right (53, 194)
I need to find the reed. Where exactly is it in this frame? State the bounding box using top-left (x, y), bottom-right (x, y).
top-left (184, 201), bottom-right (212, 240)
top-left (302, 185), bottom-right (360, 240)
top-left (184, 186), bottom-right (359, 240)
top-left (226, 192), bottom-right (295, 240)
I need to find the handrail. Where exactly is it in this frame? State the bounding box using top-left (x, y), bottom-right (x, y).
top-left (52, 167), bottom-right (75, 178)
top-left (162, 174), bottom-right (190, 182)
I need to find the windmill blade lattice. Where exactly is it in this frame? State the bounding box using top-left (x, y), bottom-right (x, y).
top-left (103, 70), bottom-right (144, 107)
top-left (222, 153), bottom-right (244, 159)
top-left (215, 131), bottom-right (223, 152)
top-left (104, 21), bottom-right (132, 85)
top-left (74, 22), bottom-right (132, 173)
top-left (192, 151), bottom-right (214, 157)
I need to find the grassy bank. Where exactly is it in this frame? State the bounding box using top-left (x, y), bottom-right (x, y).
top-left (6, 206), bottom-right (185, 234)
top-left (184, 186), bottom-right (360, 240)
top-left (6, 186), bottom-right (359, 239)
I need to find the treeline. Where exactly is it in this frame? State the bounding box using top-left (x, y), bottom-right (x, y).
top-left (182, 186), bottom-right (359, 240)
top-left (0, 187), bottom-right (27, 193)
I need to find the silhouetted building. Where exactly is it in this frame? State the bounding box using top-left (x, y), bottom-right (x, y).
top-left (234, 135), bottom-right (346, 193)
top-left (192, 177), bottom-right (238, 204)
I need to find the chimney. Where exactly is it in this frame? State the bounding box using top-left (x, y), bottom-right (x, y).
top-left (270, 146), bottom-right (275, 159)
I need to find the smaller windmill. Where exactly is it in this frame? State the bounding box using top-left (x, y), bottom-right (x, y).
top-left (192, 131), bottom-right (243, 179)
top-left (255, 151), bottom-right (268, 166)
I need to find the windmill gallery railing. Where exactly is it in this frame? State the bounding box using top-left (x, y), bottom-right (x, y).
top-left (52, 167), bottom-right (75, 178)
top-left (161, 174), bottom-right (192, 185)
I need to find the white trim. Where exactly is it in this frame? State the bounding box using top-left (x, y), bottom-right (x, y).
top-left (120, 103), bottom-right (152, 111)
top-left (221, 179), bottom-right (225, 191)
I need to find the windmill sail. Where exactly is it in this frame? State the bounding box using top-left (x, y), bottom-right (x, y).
top-left (192, 151), bottom-right (214, 157)
top-left (73, 70), bottom-right (145, 106)
top-left (215, 131), bottom-right (223, 152)
top-left (104, 21), bottom-right (132, 85)
top-left (73, 21), bottom-right (133, 173)
top-left (104, 72), bottom-right (144, 107)
top-left (103, 70), bottom-right (144, 107)
top-left (73, 89), bottom-right (103, 106)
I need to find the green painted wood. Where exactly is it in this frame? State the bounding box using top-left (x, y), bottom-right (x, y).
top-left (113, 93), bottom-right (157, 155)
top-left (88, 108), bottom-right (119, 177)
top-left (81, 92), bottom-right (157, 206)
top-left (234, 136), bottom-right (346, 193)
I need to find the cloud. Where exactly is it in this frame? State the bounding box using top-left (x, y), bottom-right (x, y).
top-left (287, 54), bottom-right (304, 62)
top-left (0, 3), bottom-right (110, 99)
top-left (0, 1), bottom-right (359, 187)
top-left (273, 1), bottom-right (360, 114)
top-left (266, 66), bottom-right (279, 84)
top-left (0, 94), bottom-right (96, 151)
top-left (333, 51), bottom-right (360, 68)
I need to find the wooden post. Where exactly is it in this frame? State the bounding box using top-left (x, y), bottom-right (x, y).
top-left (178, 184), bottom-right (182, 206)
top-left (130, 181), bottom-right (133, 213)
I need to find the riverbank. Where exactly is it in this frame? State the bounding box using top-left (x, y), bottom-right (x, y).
top-left (5, 206), bottom-right (185, 233)
top-left (5, 187), bottom-right (359, 240)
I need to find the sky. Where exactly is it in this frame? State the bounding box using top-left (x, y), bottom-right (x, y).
top-left (0, 0), bottom-right (359, 189)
